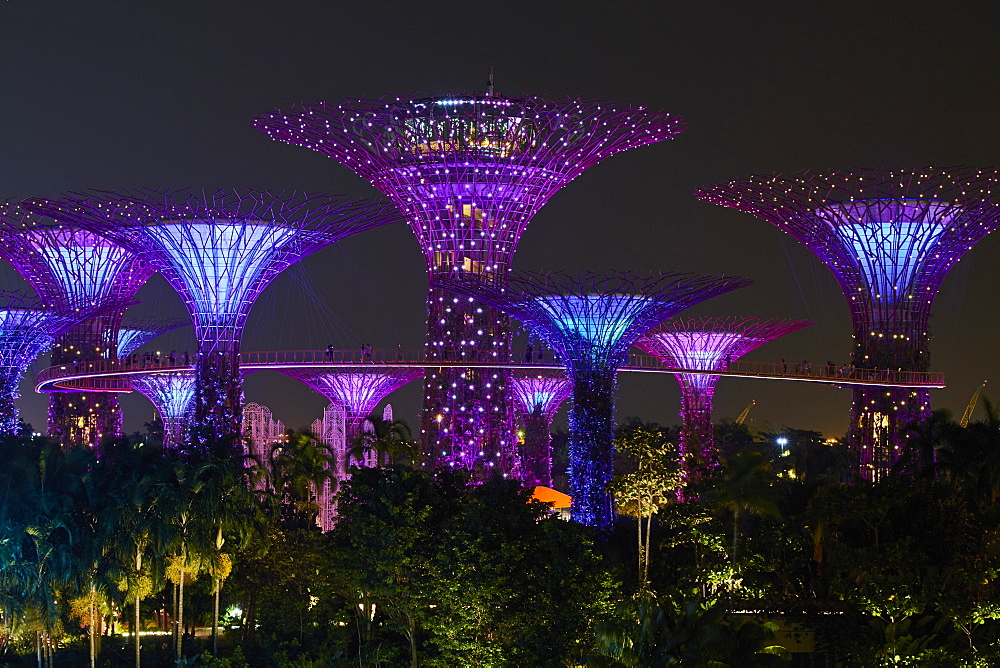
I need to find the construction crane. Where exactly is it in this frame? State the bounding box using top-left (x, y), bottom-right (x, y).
top-left (735, 400), bottom-right (756, 425)
top-left (960, 381), bottom-right (988, 428)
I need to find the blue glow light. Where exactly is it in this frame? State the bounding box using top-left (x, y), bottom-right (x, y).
top-left (535, 295), bottom-right (653, 351)
top-left (816, 200), bottom-right (956, 301)
top-left (144, 221), bottom-right (302, 330)
top-left (21, 229), bottom-right (148, 301)
top-left (130, 372), bottom-right (196, 448)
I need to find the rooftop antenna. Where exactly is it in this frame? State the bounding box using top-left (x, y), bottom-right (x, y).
top-left (486, 66), bottom-right (495, 97)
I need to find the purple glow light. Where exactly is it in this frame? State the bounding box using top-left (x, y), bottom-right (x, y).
top-left (254, 92), bottom-right (686, 477)
top-left (0, 207), bottom-right (154, 447)
top-left (695, 167), bottom-right (1000, 478)
top-left (444, 270), bottom-right (751, 528)
top-left (27, 189), bottom-right (399, 444)
top-left (282, 368), bottom-right (422, 473)
top-left (130, 371), bottom-right (196, 448)
top-left (510, 370), bottom-right (572, 488)
top-left (637, 317), bottom-right (811, 471)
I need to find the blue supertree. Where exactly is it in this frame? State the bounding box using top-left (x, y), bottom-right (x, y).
top-left (0, 292), bottom-right (117, 434)
top-left (129, 371), bottom-right (196, 449)
top-left (28, 189), bottom-right (399, 446)
top-left (444, 270), bottom-right (750, 529)
top-left (117, 316), bottom-right (189, 359)
top-left (254, 91), bottom-right (685, 477)
top-left (695, 167), bottom-right (1000, 478)
top-left (0, 203), bottom-right (154, 446)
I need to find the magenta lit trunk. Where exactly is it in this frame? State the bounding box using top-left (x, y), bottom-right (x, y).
top-left (421, 285), bottom-right (516, 476)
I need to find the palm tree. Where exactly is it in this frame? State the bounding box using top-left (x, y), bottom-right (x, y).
top-left (712, 448), bottom-right (782, 575)
top-left (99, 439), bottom-right (168, 668)
top-left (195, 450), bottom-right (264, 657)
top-left (157, 454), bottom-right (216, 665)
top-left (269, 432), bottom-right (337, 528)
top-left (349, 417), bottom-right (416, 467)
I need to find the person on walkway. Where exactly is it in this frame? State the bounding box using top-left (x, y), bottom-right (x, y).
top-left (525, 344), bottom-right (533, 363)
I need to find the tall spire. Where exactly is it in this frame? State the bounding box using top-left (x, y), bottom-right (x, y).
top-left (254, 91), bottom-right (685, 477)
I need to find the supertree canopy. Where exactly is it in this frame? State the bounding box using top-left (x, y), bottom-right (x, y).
top-left (129, 371), bottom-right (196, 449)
top-left (636, 317), bottom-right (811, 473)
top-left (27, 189), bottom-right (400, 445)
top-left (254, 91), bottom-right (685, 475)
top-left (0, 203), bottom-right (154, 447)
top-left (695, 167), bottom-right (1000, 478)
top-left (117, 316), bottom-right (188, 358)
top-left (510, 370), bottom-right (572, 488)
top-left (444, 270), bottom-right (751, 528)
top-left (0, 292), bottom-right (113, 435)
top-left (280, 368), bottom-right (422, 476)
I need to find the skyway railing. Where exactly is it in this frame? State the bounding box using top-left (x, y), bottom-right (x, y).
top-left (35, 348), bottom-right (946, 393)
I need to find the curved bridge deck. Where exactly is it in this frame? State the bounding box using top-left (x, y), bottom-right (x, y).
top-left (35, 348), bottom-right (946, 394)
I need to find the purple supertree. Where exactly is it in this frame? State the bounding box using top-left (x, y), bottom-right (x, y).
top-left (636, 317), bottom-right (811, 474)
top-left (280, 368), bottom-right (422, 477)
top-left (509, 370), bottom-right (572, 488)
top-left (117, 316), bottom-right (188, 358)
top-left (695, 167), bottom-right (1000, 479)
top-left (28, 189), bottom-right (399, 446)
top-left (0, 204), bottom-right (154, 447)
top-left (129, 371), bottom-right (196, 449)
top-left (0, 292), bottom-right (115, 434)
top-left (254, 91), bottom-right (685, 475)
top-left (444, 270), bottom-right (751, 528)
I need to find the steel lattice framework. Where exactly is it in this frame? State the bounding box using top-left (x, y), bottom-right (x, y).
top-left (0, 203), bottom-right (154, 447)
top-left (0, 292), bottom-right (113, 434)
top-left (694, 167), bottom-right (1000, 479)
top-left (280, 368), bottom-right (422, 477)
top-left (254, 92), bottom-right (685, 476)
top-left (130, 371), bottom-right (196, 449)
top-left (637, 317), bottom-right (811, 472)
top-left (28, 188), bottom-right (400, 445)
top-left (117, 317), bottom-right (189, 359)
top-left (444, 270), bottom-right (750, 528)
top-left (510, 369), bottom-right (572, 488)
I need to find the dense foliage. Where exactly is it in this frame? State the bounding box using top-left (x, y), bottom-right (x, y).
top-left (2, 407), bottom-right (1000, 666)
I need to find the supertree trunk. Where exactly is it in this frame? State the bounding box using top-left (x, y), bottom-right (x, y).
top-left (522, 407), bottom-right (554, 488)
top-left (567, 373), bottom-right (617, 529)
top-left (678, 382), bottom-right (717, 472)
top-left (48, 315), bottom-right (124, 448)
top-left (0, 376), bottom-right (20, 435)
top-left (421, 286), bottom-right (515, 474)
top-left (193, 331), bottom-right (242, 445)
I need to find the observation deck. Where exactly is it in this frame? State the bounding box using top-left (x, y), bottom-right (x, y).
top-left (35, 348), bottom-right (946, 394)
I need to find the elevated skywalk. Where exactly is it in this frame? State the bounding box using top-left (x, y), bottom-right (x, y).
top-left (35, 347), bottom-right (946, 394)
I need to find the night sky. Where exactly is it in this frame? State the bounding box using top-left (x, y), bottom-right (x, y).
top-left (3, 1), bottom-right (1000, 439)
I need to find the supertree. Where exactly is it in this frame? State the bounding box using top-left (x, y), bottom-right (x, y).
top-left (117, 318), bottom-right (193, 449)
top-left (28, 189), bottom-right (400, 445)
top-left (280, 368), bottom-right (423, 477)
top-left (444, 270), bottom-right (751, 528)
top-left (253, 90), bottom-right (685, 475)
top-left (636, 317), bottom-right (811, 474)
top-left (695, 167), bottom-right (1000, 479)
top-left (509, 370), bottom-right (572, 488)
top-left (129, 371), bottom-right (196, 449)
top-left (0, 204), bottom-right (154, 446)
top-left (0, 291), bottom-right (115, 434)
top-left (117, 316), bottom-right (188, 358)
